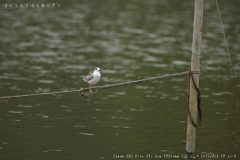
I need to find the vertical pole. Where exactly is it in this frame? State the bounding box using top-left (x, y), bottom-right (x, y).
top-left (186, 0), bottom-right (204, 158)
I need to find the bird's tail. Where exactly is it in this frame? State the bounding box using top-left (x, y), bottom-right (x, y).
top-left (79, 75), bottom-right (87, 82)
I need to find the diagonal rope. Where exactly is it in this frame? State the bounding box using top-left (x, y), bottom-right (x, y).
top-left (0, 70), bottom-right (200, 99)
top-left (215, 0), bottom-right (240, 102)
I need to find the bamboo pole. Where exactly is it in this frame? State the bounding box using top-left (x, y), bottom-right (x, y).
top-left (186, 0), bottom-right (204, 158)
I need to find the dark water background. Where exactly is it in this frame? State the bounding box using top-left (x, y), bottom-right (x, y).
top-left (0, 0), bottom-right (239, 159)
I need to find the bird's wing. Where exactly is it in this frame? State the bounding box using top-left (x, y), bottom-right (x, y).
top-left (84, 71), bottom-right (94, 81)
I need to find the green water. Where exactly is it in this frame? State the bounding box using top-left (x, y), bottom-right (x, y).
top-left (0, 0), bottom-right (239, 159)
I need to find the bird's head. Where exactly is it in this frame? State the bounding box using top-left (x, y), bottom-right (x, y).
top-left (95, 67), bottom-right (101, 72)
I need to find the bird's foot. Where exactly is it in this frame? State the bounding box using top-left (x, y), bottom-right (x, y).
top-left (89, 88), bottom-right (93, 93)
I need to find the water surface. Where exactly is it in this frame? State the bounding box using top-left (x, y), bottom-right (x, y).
top-left (0, 0), bottom-right (239, 159)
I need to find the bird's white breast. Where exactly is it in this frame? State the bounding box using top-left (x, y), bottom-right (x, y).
top-left (88, 71), bottom-right (101, 84)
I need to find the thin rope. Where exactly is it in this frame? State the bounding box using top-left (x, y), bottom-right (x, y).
top-left (215, 0), bottom-right (240, 102)
top-left (0, 90), bottom-right (81, 99)
top-left (0, 70), bottom-right (200, 99)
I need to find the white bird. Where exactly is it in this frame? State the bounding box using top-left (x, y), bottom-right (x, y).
top-left (80, 67), bottom-right (101, 89)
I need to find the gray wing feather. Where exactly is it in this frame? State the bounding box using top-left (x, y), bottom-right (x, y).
top-left (80, 71), bottom-right (94, 82)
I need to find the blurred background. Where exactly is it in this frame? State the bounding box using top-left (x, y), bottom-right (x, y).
top-left (0, 0), bottom-right (239, 159)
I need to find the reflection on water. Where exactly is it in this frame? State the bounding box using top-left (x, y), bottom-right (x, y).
top-left (0, 0), bottom-right (240, 159)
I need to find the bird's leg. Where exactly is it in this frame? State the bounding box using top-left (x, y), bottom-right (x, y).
top-left (89, 85), bottom-right (93, 93)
